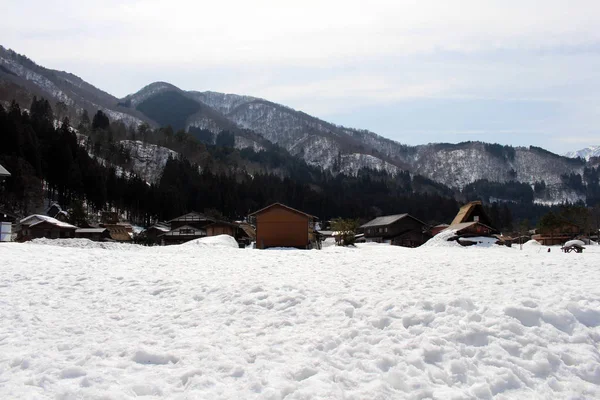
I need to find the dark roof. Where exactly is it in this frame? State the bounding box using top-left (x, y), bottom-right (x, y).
top-left (76, 228), bottom-right (108, 234)
top-left (0, 163), bottom-right (10, 177)
top-left (167, 212), bottom-right (215, 223)
top-left (248, 203), bottom-right (316, 219)
top-left (360, 214), bottom-right (426, 228)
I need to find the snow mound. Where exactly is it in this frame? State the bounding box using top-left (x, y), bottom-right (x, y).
top-left (29, 238), bottom-right (138, 251)
top-left (422, 229), bottom-right (461, 248)
top-left (524, 239), bottom-right (542, 247)
top-left (181, 234), bottom-right (239, 248)
top-left (458, 236), bottom-right (498, 247)
top-left (564, 239), bottom-right (585, 247)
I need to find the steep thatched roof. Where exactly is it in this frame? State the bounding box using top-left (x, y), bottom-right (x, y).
top-left (451, 201), bottom-right (493, 227)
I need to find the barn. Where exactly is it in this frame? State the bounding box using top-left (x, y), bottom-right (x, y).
top-left (249, 203), bottom-right (318, 249)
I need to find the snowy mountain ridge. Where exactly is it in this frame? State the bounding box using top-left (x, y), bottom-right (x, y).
top-left (1, 45), bottom-right (597, 204)
top-left (564, 146), bottom-right (600, 161)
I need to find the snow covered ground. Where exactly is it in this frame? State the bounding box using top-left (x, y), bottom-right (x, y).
top-left (1, 237), bottom-right (599, 399)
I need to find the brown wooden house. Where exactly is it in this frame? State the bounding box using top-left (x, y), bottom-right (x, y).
top-left (160, 225), bottom-right (207, 245)
top-left (18, 215), bottom-right (77, 241)
top-left (249, 203), bottom-right (318, 249)
top-left (445, 201), bottom-right (497, 237)
top-left (360, 214), bottom-right (430, 247)
top-left (451, 201), bottom-right (494, 227)
top-left (168, 212), bottom-right (216, 230)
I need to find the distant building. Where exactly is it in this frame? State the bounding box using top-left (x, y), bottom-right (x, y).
top-left (361, 214), bottom-right (430, 247)
top-left (102, 224), bottom-right (132, 242)
top-left (450, 201), bottom-right (494, 227)
top-left (430, 224), bottom-right (450, 236)
top-left (532, 222), bottom-right (581, 246)
top-left (249, 203), bottom-right (318, 249)
top-left (18, 215), bottom-right (77, 241)
top-left (139, 222), bottom-right (171, 244)
top-left (158, 212), bottom-right (253, 246)
top-left (46, 202), bottom-right (68, 221)
top-left (75, 228), bottom-right (110, 242)
top-left (160, 224), bottom-right (207, 245)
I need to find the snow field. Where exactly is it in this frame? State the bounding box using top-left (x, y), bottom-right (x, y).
top-left (0, 240), bottom-right (599, 399)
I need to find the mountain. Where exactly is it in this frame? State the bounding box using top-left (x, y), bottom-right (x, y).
top-left (0, 45), bottom-right (151, 126)
top-left (0, 45), bottom-right (597, 205)
top-left (565, 146), bottom-right (600, 161)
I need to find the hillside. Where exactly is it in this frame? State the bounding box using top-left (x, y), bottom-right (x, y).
top-left (1, 45), bottom-right (598, 205)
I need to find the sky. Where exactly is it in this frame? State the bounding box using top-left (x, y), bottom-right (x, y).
top-left (2, 0), bottom-right (600, 154)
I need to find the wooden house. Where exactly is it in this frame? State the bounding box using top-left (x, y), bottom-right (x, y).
top-left (168, 212), bottom-right (216, 230)
top-left (451, 201), bottom-right (494, 227)
top-left (360, 214), bottom-right (430, 247)
top-left (444, 201), bottom-right (497, 237)
top-left (102, 224), bottom-right (132, 242)
top-left (532, 222), bottom-right (581, 246)
top-left (160, 225), bottom-right (207, 245)
top-left (139, 223), bottom-right (171, 244)
top-left (46, 202), bottom-right (68, 221)
top-left (75, 228), bottom-right (111, 241)
top-left (249, 203), bottom-right (318, 249)
top-left (18, 214), bottom-right (77, 241)
top-left (430, 224), bottom-right (449, 236)
top-left (447, 221), bottom-right (495, 237)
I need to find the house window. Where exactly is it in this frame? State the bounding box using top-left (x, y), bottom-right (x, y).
top-left (385, 227), bottom-right (388, 233)
top-left (474, 216), bottom-right (479, 222)
top-left (180, 228), bottom-right (194, 235)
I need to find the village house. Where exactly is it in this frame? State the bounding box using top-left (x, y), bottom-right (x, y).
top-left (102, 224), bottom-right (133, 242)
top-left (160, 224), bottom-right (208, 245)
top-left (46, 202), bottom-right (68, 221)
top-left (361, 214), bottom-right (430, 247)
top-left (444, 201), bottom-right (497, 236)
top-left (18, 214), bottom-right (77, 241)
top-left (75, 227), bottom-right (111, 241)
top-left (532, 222), bottom-right (581, 246)
top-left (158, 212), bottom-right (255, 246)
top-left (139, 222), bottom-right (171, 244)
top-left (249, 203), bottom-right (318, 249)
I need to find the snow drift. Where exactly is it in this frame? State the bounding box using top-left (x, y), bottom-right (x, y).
top-left (1, 241), bottom-right (600, 398)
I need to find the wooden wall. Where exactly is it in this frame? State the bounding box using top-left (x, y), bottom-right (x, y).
top-left (256, 206), bottom-right (309, 249)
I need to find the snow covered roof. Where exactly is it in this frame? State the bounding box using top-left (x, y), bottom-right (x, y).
top-left (361, 213), bottom-right (425, 228)
top-left (0, 163), bottom-right (10, 177)
top-left (20, 214), bottom-right (77, 229)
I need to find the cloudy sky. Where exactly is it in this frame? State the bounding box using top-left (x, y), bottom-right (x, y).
top-left (2, 0), bottom-right (600, 153)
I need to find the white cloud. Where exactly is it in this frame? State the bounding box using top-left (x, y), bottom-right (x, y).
top-left (2, 0), bottom-right (600, 152)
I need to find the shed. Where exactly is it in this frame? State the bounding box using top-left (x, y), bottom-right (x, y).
top-left (361, 214), bottom-right (430, 247)
top-left (249, 203), bottom-right (317, 249)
